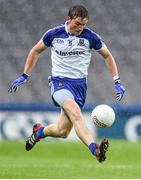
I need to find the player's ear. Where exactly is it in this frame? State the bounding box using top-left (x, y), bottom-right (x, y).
top-left (66, 16), bottom-right (72, 22)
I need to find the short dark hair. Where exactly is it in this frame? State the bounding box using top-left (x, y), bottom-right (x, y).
top-left (68, 5), bottom-right (89, 19)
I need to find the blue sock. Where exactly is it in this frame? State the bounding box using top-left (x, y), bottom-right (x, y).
top-left (89, 142), bottom-right (97, 156)
top-left (36, 127), bottom-right (45, 139)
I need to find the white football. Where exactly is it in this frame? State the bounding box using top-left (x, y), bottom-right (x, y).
top-left (91, 104), bottom-right (115, 128)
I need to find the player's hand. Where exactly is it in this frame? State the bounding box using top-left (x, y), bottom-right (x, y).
top-left (114, 77), bottom-right (125, 101)
top-left (8, 73), bottom-right (29, 93)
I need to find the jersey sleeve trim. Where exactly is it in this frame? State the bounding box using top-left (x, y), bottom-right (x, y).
top-left (82, 28), bottom-right (104, 50)
top-left (42, 29), bottom-right (53, 47)
top-left (42, 24), bottom-right (66, 47)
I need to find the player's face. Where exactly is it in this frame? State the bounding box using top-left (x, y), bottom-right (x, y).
top-left (67, 16), bottom-right (88, 35)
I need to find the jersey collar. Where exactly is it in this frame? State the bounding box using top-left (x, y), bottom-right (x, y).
top-left (65, 21), bottom-right (70, 34)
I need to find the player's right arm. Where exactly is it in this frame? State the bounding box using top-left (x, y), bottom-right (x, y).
top-left (8, 40), bottom-right (47, 93)
top-left (24, 40), bottom-right (47, 75)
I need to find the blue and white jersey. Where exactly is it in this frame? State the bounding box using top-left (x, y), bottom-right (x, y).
top-left (42, 22), bottom-right (104, 78)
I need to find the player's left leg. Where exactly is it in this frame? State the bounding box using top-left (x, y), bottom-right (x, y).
top-left (25, 123), bottom-right (43, 151)
top-left (43, 109), bottom-right (73, 138)
top-left (25, 109), bottom-right (73, 151)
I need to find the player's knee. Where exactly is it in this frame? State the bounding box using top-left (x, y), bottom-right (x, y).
top-left (59, 129), bottom-right (70, 138)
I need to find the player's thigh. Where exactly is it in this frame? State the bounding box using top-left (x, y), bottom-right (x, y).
top-left (62, 99), bottom-right (83, 123)
top-left (57, 109), bottom-right (73, 135)
top-left (52, 89), bottom-right (74, 107)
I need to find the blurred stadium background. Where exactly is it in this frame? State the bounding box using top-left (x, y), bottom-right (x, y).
top-left (0, 0), bottom-right (141, 103)
top-left (0, 0), bottom-right (141, 178)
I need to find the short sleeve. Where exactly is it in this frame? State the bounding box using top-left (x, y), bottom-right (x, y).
top-left (90, 31), bottom-right (103, 50)
top-left (42, 29), bottom-right (53, 47)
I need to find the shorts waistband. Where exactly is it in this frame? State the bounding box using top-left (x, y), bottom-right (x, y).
top-left (52, 76), bottom-right (87, 83)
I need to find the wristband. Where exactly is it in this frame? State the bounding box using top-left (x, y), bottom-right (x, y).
top-left (113, 76), bottom-right (120, 83)
top-left (22, 73), bottom-right (29, 79)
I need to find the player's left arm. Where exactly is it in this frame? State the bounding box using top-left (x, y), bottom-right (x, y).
top-left (98, 44), bottom-right (119, 77)
top-left (98, 44), bottom-right (125, 101)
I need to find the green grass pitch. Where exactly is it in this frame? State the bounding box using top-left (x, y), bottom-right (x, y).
top-left (0, 139), bottom-right (141, 179)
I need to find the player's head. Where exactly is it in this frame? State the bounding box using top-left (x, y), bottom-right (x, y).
top-left (67, 5), bottom-right (89, 35)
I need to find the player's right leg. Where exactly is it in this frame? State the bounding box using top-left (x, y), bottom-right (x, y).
top-left (89, 139), bottom-right (109, 163)
top-left (62, 99), bottom-right (109, 163)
